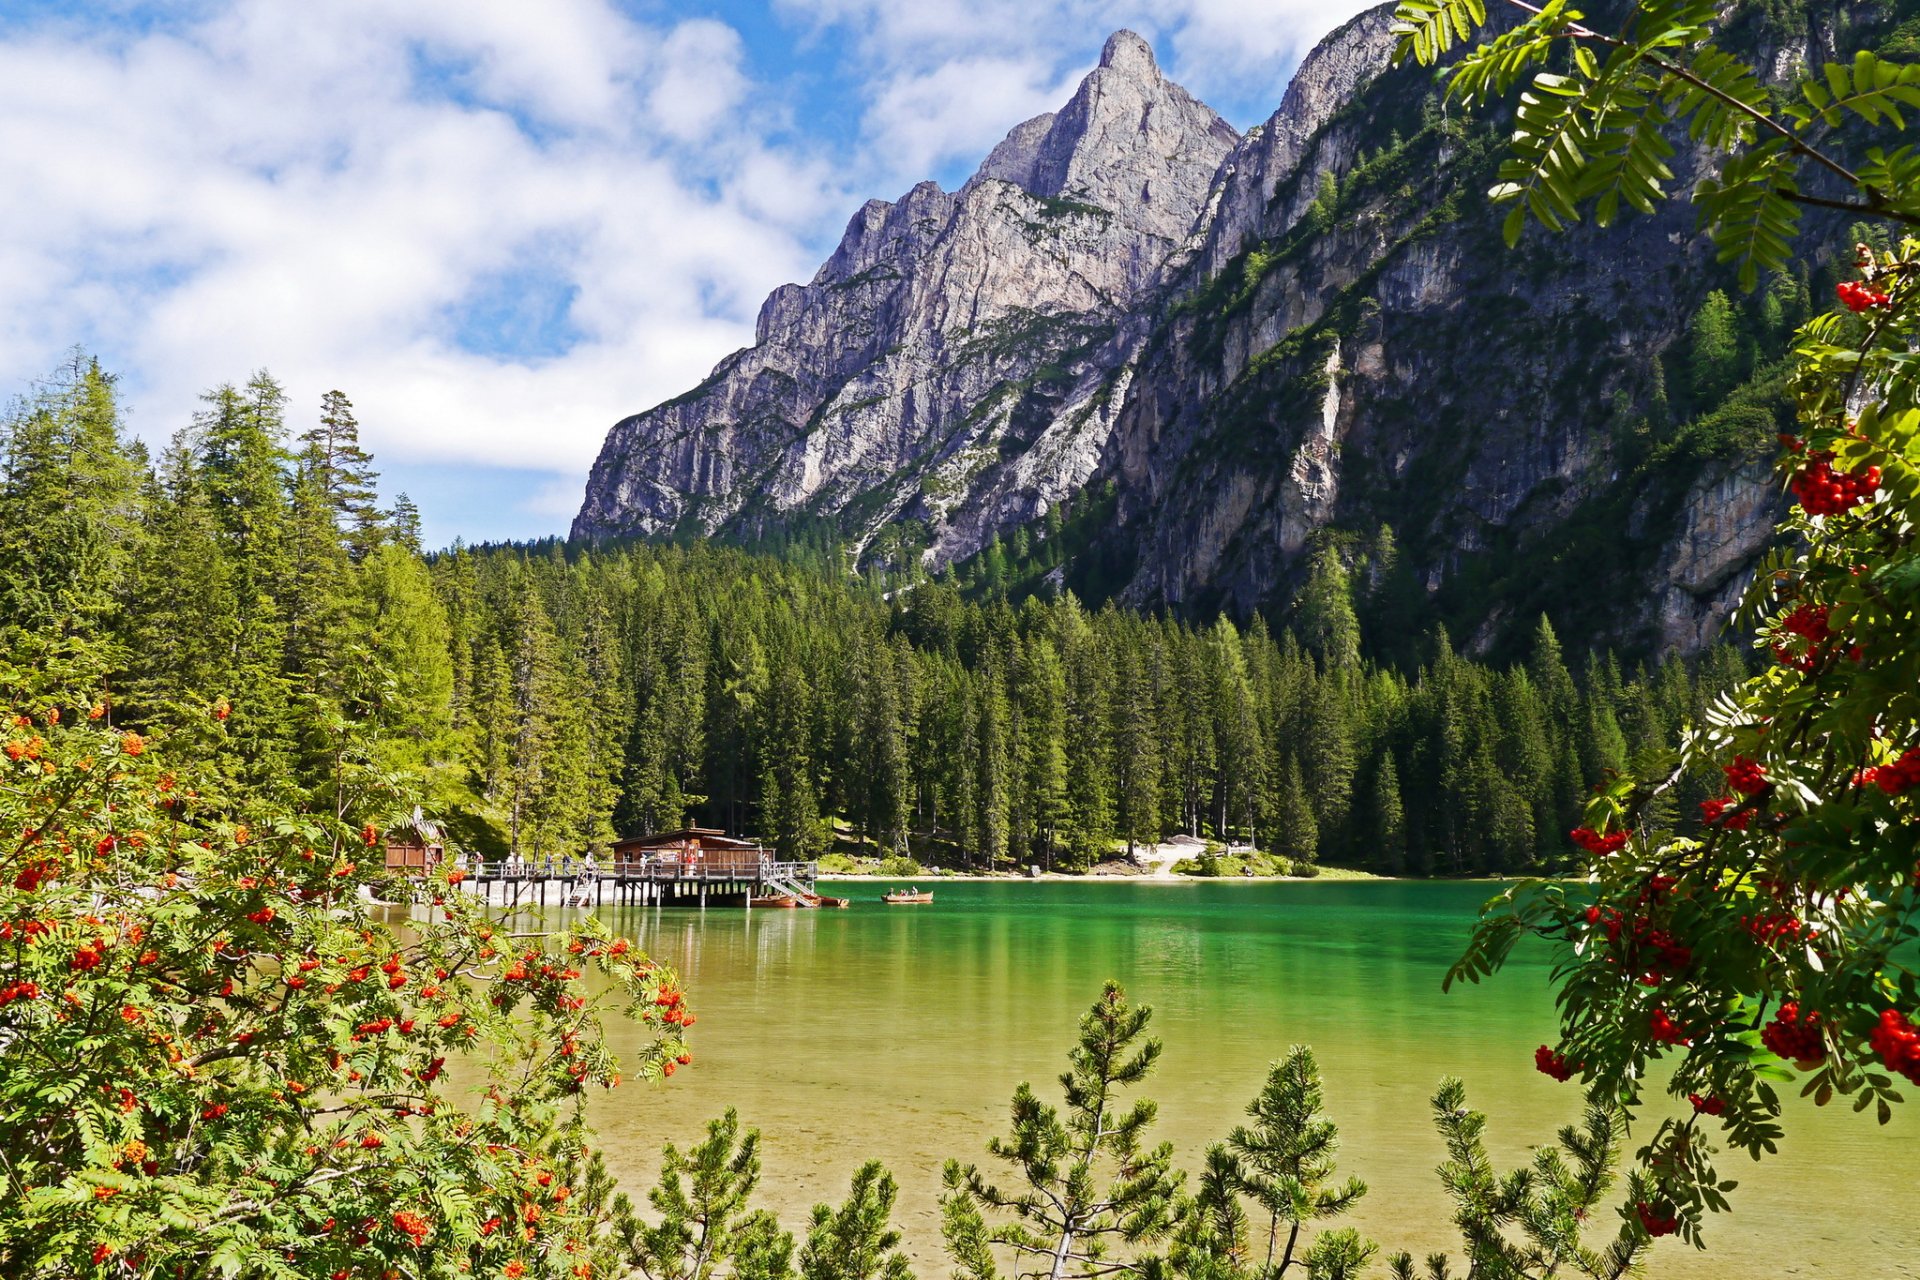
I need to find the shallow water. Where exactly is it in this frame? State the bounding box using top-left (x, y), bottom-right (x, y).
top-left (569, 880), bottom-right (1914, 1278)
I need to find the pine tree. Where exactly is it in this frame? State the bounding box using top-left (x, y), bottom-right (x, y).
top-left (763, 659), bottom-right (825, 860)
top-left (855, 635), bottom-right (911, 854)
top-left (122, 440), bottom-right (232, 735)
top-left (357, 542), bottom-right (454, 765)
top-left (974, 667), bottom-right (1013, 869)
top-left (941, 984), bottom-right (1184, 1280)
top-left (0, 354), bottom-right (146, 675)
top-left (1058, 604), bottom-right (1113, 868)
top-left (1297, 546), bottom-right (1362, 672)
top-left (625, 1110), bottom-right (794, 1280)
top-left (798, 1163), bottom-right (914, 1280)
top-left (1111, 631), bottom-right (1162, 858)
top-left (388, 492), bottom-right (423, 552)
top-left (1209, 618), bottom-right (1263, 845)
top-left (1302, 675), bottom-right (1355, 851)
top-left (1013, 635), bottom-right (1069, 869)
top-left (1226, 1047), bottom-right (1371, 1278)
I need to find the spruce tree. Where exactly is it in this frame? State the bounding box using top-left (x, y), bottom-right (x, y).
top-left (1686, 289), bottom-right (1740, 405)
top-left (1370, 752), bottom-right (1406, 875)
top-left (1296, 545), bottom-right (1361, 672)
top-left (1274, 754), bottom-right (1318, 868)
top-left (0, 353), bottom-right (146, 670)
top-left (301, 389), bottom-right (384, 560)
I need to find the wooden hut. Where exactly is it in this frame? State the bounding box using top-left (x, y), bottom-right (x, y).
top-left (609, 827), bottom-right (765, 877)
top-left (383, 809), bottom-right (446, 875)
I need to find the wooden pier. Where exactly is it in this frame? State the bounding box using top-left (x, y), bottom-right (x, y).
top-left (455, 829), bottom-right (828, 910)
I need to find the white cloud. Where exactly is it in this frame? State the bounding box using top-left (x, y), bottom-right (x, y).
top-left (776, 0), bottom-right (1381, 151)
top-left (647, 20), bottom-right (751, 142)
top-left (865, 55), bottom-right (1086, 184)
top-left (0, 0), bottom-right (845, 530)
top-left (0, 0), bottom-right (1377, 544)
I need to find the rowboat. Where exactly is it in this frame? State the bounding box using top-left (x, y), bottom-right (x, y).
top-left (883, 888), bottom-right (933, 904)
top-left (749, 893), bottom-right (798, 908)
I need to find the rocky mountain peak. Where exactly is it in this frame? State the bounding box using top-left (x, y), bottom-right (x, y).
top-left (574, 27), bottom-right (1240, 558)
top-left (1099, 29), bottom-right (1157, 74)
top-left (965, 30), bottom-right (1238, 246)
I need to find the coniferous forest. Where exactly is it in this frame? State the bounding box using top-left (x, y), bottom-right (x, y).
top-left (3, 352), bottom-right (1751, 877)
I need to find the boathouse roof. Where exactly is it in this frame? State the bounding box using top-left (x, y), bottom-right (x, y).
top-left (610, 827), bottom-right (761, 852)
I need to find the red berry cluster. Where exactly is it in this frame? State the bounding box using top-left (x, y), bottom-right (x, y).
top-left (1723, 757), bottom-right (1768, 795)
top-left (1760, 1001), bottom-right (1826, 1065)
top-left (1870, 1010), bottom-right (1920, 1086)
top-left (0, 979), bottom-right (41, 1007)
top-left (1770, 603), bottom-right (1834, 671)
top-left (1648, 1007), bottom-right (1690, 1046)
top-left (1790, 453), bottom-right (1881, 517)
top-left (1836, 280), bottom-right (1891, 311)
top-left (1741, 912), bottom-right (1815, 947)
top-left (1585, 903), bottom-right (1624, 943)
top-left (1637, 1202), bottom-right (1680, 1237)
top-left (391, 1210), bottom-right (433, 1247)
top-left (1779, 603), bottom-right (1831, 643)
top-left (1697, 796), bottom-right (1752, 830)
top-left (1534, 1044), bottom-right (1576, 1081)
top-left (1854, 747), bottom-right (1920, 795)
top-left (1633, 928), bottom-right (1693, 985)
top-left (1687, 1093), bottom-right (1726, 1116)
top-left (1569, 826), bottom-right (1629, 855)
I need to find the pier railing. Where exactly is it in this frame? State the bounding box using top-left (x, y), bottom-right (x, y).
top-left (466, 856), bottom-right (817, 883)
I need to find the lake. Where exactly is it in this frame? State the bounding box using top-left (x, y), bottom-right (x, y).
top-left (573, 880), bottom-right (1915, 1278)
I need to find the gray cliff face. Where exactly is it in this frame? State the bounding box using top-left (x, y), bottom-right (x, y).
top-left (571, 30), bottom-right (1238, 567)
top-left (577, 5), bottom-right (1822, 656)
top-left (1092, 3), bottom-right (1808, 655)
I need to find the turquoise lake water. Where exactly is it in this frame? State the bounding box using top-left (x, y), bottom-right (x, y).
top-left (572, 879), bottom-right (1915, 1278)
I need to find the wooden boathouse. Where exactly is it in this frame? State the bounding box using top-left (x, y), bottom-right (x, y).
top-left (463, 827), bottom-right (830, 908)
top-left (383, 810), bottom-right (446, 876)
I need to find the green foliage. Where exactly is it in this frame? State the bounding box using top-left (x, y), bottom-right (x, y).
top-left (0, 677), bottom-right (686, 1278)
top-left (1422, 0), bottom-right (1920, 1247)
top-left (938, 988), bottom-right (1648, 1280)
top-left (1224, 1048), bottom-right (1371, 1277)
top-left (799, 1163), bottom-right (915, 1280)
top-left (1393, 0), bottom-right (1920, 288)
top-left (1687, 290), bottom-right (1741, 404)
top-left (0, 355), bottom-right (1749, 888)
top-left (1386, 1080), bottom-right (1646, 1280)
top-left (626, 1110), bottom-right (793, 1280)
top-left (941, 982), bottom-right (1184, 1280)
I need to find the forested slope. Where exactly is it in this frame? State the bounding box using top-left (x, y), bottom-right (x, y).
top-left (3, 356), bottom-right (1747, 874)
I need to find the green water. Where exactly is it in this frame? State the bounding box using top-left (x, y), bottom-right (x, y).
top-left (577, 880), bottom-right (1915, 1278)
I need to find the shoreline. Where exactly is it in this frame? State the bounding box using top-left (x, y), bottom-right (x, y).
top-left (819, 867), bottom-right (1394, 884)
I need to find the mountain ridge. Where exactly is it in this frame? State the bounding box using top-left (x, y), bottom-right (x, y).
top-left (574, 1), bottom-right (1873, 656)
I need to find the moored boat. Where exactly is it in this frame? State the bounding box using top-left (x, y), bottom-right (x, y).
top-left (883, 887), bottom-right (933, 904)
top-left (749, 893), bottom-right (798, 908)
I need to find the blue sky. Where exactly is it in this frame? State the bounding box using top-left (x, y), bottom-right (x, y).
top-left (0, 0), bottom-right (1374, 548)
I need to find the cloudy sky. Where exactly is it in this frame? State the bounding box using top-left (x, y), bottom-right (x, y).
top-left (0, 0), bottom-right (1375, 547)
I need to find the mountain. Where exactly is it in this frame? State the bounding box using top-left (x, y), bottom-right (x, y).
top-left (576, 2), bottom-right (1880, 657)
top-left (572, 31), bottom-right (1238, 568)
